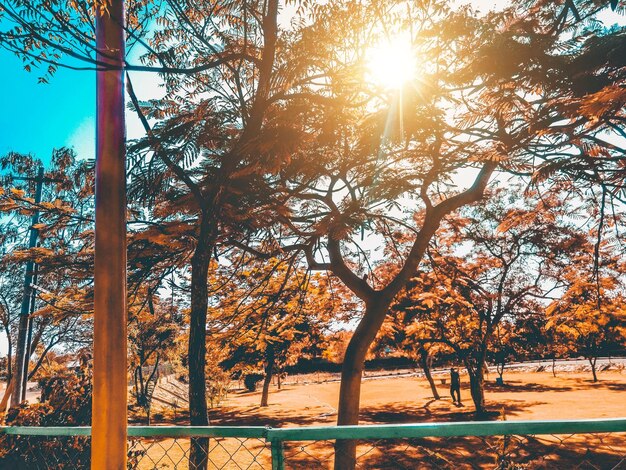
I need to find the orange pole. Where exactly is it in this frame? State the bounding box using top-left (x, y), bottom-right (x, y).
top-left (92, 0), bottom-right (127, 468)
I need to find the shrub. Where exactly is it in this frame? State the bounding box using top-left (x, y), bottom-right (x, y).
top-left (0, 365), bottom-right (92, 469)
top-left (243, 373), bottom-right (264, 392)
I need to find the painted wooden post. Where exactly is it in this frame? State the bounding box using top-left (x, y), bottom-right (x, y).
top-left (92, 0), bottom-right (127, 468)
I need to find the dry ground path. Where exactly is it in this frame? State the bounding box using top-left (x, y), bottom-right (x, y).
top-left (144, 367), bottom-right (626, 426)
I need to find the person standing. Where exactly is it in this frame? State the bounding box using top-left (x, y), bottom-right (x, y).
top-left (450, 367), bottom-right (461, 405)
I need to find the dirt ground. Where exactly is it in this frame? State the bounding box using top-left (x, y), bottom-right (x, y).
top-left (205, 369), bottom-right (626, 427)
top-left (135, 369), bottom-right (626, 469)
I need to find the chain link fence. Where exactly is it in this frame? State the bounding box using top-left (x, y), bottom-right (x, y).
top-left (0, 434), bottom-right (90, 469)
top-left (0, 427), bottom-right (273, 469)
top-left (280, 433), bottom-right (626, 469)
top-left (0, 419), bottom-right (625, 469)
top-left (128, 435), bottom-right (271, 469)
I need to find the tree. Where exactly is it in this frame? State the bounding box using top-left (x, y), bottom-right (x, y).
top-left (490, 321), bottom-right (516, 384)
top-left (263, 1), bottom-right (626, 463)
top-left (274, 4), bottom-right (501, 461)
top-left (510, 306), bottom-right (568, 377)
top-left (265, 0), bottom-right (611, 463)
top-left (128, 291), bottom-right (182, 423)
top-left (546, 241), bottom-right (626, 382)
top-left (389, 188), bottom-right (581, 414)
top-left (0, 150), bottom-right (94, 411)
top-left (0, 262), bottom-right (23, 411)
top-left (373, 306), bottom-right (447, 401)
top-left (123, 5), bottom-right (309, 458)
top-left (2, 6), bottom-right (302, 463)
top-left (210, 258), bottom-right (340, 407)
top-left (0, 353), bottom-right (92, 468)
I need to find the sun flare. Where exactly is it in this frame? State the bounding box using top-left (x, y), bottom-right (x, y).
top-left (366, 36), bottom-right (416, 89)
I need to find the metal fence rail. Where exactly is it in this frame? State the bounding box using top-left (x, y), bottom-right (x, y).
top-left (0, 418), bottom-right (625, 469)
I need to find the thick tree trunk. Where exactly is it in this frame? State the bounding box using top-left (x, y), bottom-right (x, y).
top-left (418, 346), bottom-right (439, 400)
top-left (327, 163), bottom-right (495, 469)
top-left (261, 347), bottom-right (275, 407)
top-left (328, 162), bottom-right (496, 469)
top-left (467, 366), bottom-right (486, 415)
top-left (188, 214), bottom-right (215, 470)
top-left (335, 301), bottom-right (389, 470)
top-left (334, 347), bottom-right (364, 469)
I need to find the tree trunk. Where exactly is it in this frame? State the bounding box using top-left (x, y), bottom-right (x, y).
top-left (467, 366), bottom-right (486, 415)
top-left (134, 367), bottom-right (142, 408)
top-left (3, 326), bottom-right (12, 381)
top-left (188, 213), bottom-right (215, 470)
top-left (277, 370), bottom-right (282, 390)
top-left (260, 347), bottom-right (275, 407)
top-left (552, 356), bottom-right (556, 377)
top-left (328, 160), bottom-right (495, 469)
top-left (589, 357), bottom-right (598, 382)
top-left (418, 346), bottom-right (439, 400)
top-left (334, 301), bottom-right (389, 470)
top-left (496, 362), bottom-right (504, 381)
top-left (24, 326), bottom-right (50, 382)
top-left (494, 353), bottom-right (503, 380)
top-left (0, 379), bottom-right (14, 415)
top-left (12, 168), bottom-right (44, 408)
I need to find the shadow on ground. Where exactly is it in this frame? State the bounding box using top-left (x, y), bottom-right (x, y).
top-left (282, 432), bottom-right (626, 469)
top-left (209, 404), bottom-right (334, 427)
top-left (358, 398), bottom-right (545, 424)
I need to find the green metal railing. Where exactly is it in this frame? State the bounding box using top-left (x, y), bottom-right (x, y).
top-left (1, 418), bottom-right (625, 468)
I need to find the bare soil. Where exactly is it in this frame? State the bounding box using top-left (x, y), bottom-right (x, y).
top-left (137, 369), bottom-right (626, 469)
top-left (205, 369), bottom-right (626, 427)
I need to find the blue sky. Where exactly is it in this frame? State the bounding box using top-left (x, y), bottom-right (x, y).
top-left (0, 50), bottom-right (95, 166)
top-left (0, 4), bottom-right (622, 170)
top-left (0, 43), bottom-right (162, 169)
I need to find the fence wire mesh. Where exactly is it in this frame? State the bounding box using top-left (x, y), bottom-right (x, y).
top-left (0, 434), bottom-right (90, 469)
top-left (282, 433), bottom-right (626, 469)
top-left (0, 427), bottom-right (625, 469)
top-left (0, 434), bottom-right (272, 469)
top-left (128, 436), bottom-right (272, 469)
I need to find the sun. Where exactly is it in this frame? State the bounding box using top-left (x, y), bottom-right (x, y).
top-left (366, 36), bottom-right (416, 89)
